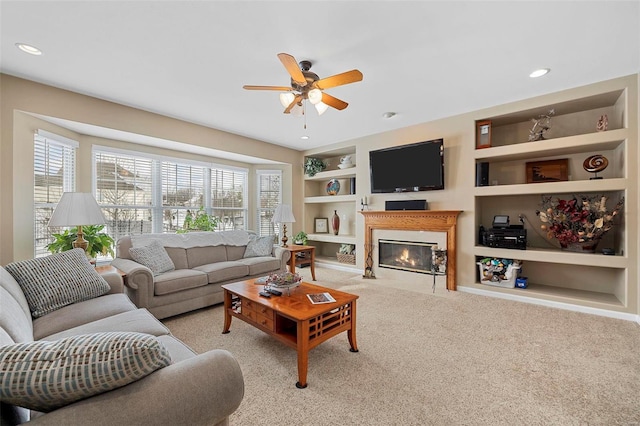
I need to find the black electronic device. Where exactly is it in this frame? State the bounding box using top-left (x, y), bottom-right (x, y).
top-left (385, 199), bottom-right (428, 211)
top-left (480, 225), bottom-right (527, 250)
top-left (258, 291), bottom-right (271, 298)
top-left (369, 139), bottom-right (444, 193)
top-left (492, 215), bottom-right (510, 228)
top-left (267, 288), bottom-right (282, 296)
top-left (476, 162), bottom-right (489, 186)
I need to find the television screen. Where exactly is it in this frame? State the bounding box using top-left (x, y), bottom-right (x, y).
top-left (369, 139), bottom-right (444, 193)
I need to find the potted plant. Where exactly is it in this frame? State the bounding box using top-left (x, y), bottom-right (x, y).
top-left (177, 207), bottom-right (219, 233)
top-left (47, 224), bottom-right (115, 259)
top-left (293, 231), bottom-right (308, 245)
top-left (304, 157), bottom-right (327, 177)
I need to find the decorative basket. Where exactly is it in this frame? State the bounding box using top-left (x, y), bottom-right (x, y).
top-left (336, 253), bottom-right (356, 264)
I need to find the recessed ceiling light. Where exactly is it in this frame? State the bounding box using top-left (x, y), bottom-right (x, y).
top-left (301, 135), bottom-right (309, 140)
top-left (15, 43), bottom-right (42, 55)
top-left (382, 112), bottom-right (396, 119)
top-left (529, 68), bottom-right (550, 78)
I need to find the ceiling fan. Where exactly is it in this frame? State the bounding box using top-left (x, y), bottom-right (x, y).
top-left (243, 53), bottom-right (363, 116)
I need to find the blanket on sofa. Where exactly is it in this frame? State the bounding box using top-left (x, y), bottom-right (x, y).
top-left (131, 230), bottom-right (250, 248)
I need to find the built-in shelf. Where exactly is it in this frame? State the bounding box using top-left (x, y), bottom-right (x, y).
top-left (473, 246), bottom-right (628, 268)
top-left (474, 178), bottom-right (627, 196)
top-left (304, 168), bottom-right (356, 181)
top-left (474, 128), bottom-right (628, 162)
top-left (307, 234), bottom-right (356, 244)
top-left (304, 194), bottom-right (358, 203)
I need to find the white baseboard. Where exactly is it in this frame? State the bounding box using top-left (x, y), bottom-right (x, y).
top-left (458, 285), bottom-right (639, 322)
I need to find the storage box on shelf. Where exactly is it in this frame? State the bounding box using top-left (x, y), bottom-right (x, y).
top-left (472, 75), bottom-right (637, 315)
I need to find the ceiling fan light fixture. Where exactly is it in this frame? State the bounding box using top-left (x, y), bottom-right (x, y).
top-left (315, 102), bottom-right (329, 116)
top-left (308, 88), bottom-right (323, 105)
top-left (280, 92), bottom-right (295, 108)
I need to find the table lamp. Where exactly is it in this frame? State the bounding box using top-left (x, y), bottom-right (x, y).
top-left (272, 204), bottom-right (296, 247)
top-left (48, 192), bottom-right (106, 253)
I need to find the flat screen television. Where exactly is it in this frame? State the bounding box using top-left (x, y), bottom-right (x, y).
top-left (369, 138), bottom-right (444, 193)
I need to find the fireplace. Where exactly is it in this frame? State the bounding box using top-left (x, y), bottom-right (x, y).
top-left (378, 239), bottom-right (436, 274)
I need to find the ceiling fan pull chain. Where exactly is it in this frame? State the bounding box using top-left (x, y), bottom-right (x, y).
top-left (304, 101), bottom-right (307, 129)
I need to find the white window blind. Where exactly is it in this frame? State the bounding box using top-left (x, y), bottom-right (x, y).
top-left (161, 161), bottom-right (207, 232)
top-left (211, 167), bottom-right (248, 231)
top-left (34, 133), bottom-right (77, 257)
top-left (256, 170), bottom-right (282, 237)
top-left (94, 150), bottom-right (154, 241)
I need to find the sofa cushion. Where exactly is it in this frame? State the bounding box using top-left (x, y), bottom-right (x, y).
top-left (41, 308), bottom-right (171, 341)
top-left (154, 269), bottom-right (209, 296)
top-left (237, 257), bottom-right (283, 276)
top-left (129, 240), bottom-right (175, 276)
top-left (0, 287), bottom-right (34, 345)
top-left (164, 247), bottom-right (189, 270)
top-left (186, 246), bottom-right (227, 268)
top-left (193, 261), bottom-right (249, 284)
top-left (243, 235), bottom-right (275, 258)
top-left (4, 249), bottom-right (110, 318)
top-left (226, 245), bottom-right (246, 261)
top-left (32, 294), bottom-right (137, 340)
top-left (0, 332), bottom-right (171, 412)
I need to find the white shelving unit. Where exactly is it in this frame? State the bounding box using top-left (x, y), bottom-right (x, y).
top-left (472, 76), bottom-right (637, 315)
top-left (303, 146), bottom-right (358, 265)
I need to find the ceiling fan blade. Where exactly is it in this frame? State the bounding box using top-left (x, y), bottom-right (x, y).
top-left (278, 53), bottom-right (307, 87)
top-left (284, 95), bottom-right (303, 114)
top-left (243, 85), bottom-right (293, 91)
top-left (321, 92), bottom-right (349, 110)
top-left (315, 69), bottom-right (363, 90)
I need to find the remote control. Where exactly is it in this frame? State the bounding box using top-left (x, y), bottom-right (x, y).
top-left (267, 288), bottom-right (282, 296)
top-left (258, 291), bottom-right (271, 298)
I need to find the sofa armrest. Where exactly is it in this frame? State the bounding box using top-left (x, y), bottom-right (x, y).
top-left (98, 271), bottom-right (124, 294)
top-left (273, 246), bottom-right (291, 269)
top-left (110, 258), bottom-right (155, 308)
top-left (28, 349), bottom-right (244, 426)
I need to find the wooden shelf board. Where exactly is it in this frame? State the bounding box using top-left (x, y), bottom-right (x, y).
top-left (304, 194), bottom-right (358, 203)
top-left (473, 246), bottom-right (628, 268)
top-left (474, 129), bottom-right (628, 162)
top-left (467, 282), bottom-right (624, 309)
top-left (474, 178), bottom-right (626, 196)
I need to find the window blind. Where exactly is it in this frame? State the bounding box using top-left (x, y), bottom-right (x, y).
top-left (256, 170), bottom-right (282, 237)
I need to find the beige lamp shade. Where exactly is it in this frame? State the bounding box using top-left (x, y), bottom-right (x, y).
top-left (48, 192), bottom-right (106, 227)
top-left (272, 204), bottom-right (296, 247)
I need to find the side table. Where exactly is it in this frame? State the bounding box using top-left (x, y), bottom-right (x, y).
top-left (284, 245), bottom-right (316, 280)
top-left (95, 265), bottom-right (128, 291)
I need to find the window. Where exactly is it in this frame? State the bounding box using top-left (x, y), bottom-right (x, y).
top-left (256, 170), bottom-right (282, 236)
top-left (33, 131), bottom-right (77, 257)
top-left (93, 147), bottom-right (248, 239)
top-left (94, 150), bottom-right (154, 243)
top-left (211, 166), bottom-right (248, 231)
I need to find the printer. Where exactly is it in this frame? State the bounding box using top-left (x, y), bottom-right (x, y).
top-left (480, 215), bottom-right (527, 250)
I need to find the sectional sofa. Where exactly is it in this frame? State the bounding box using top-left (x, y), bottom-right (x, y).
top-left (0, 249), bottom-right (244, 425)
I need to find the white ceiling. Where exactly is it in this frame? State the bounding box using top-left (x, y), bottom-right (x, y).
top-left (1, 1), bottom-right (639, 157)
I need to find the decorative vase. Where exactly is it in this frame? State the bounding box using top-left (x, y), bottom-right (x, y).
top-left (326, 179), bottom-right (340, 195)
top-left (331, 210), bottom-right (340, 235)
top-left (560, 239), bottom-right (600, 253)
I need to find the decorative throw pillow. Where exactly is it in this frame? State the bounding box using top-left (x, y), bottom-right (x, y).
top-left (5, 248), bottom-right (110, 318)
top-left (243, 235), bottom-right (275, 258)
top-left (129, 240), bottom-right (175, 276)
top-left (0, 332), bottom-right (171, 412)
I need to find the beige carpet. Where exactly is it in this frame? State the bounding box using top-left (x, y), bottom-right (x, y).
top-left (163, 267), bottom-right (640, 425)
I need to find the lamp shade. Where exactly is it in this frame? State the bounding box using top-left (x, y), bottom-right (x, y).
top-left (272, 204), bottom-right (296, 224)
top-left (48, 192), bottom-right (106, 227)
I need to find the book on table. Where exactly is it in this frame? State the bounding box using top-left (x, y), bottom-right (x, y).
top-left (307, 292), bottom-right (336, 304)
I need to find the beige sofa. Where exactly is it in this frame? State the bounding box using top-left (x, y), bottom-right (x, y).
top-left (0, 255), bottom-right (244, 425)
top-left (111, 231), bottom-right (290, 319)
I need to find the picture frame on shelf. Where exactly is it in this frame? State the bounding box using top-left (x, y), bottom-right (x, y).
top-left (526, 158), bottom-right (569, 183)
top-left (314, 218), bottom-right (329, 234)
top-left (475, 120), bottom-right (492, 149)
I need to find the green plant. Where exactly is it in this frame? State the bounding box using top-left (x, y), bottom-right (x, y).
top-left (177, 207), bottom-right (219, 233)
top-left (304, 157), bottom-right (327, 177)
top-left (293, 231), bottom-right (308, 245)
top-left (47, 225), bottom-right (115, 258)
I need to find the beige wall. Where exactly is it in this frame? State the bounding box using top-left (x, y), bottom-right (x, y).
top-left (0, 74), bottom-right (302, 263)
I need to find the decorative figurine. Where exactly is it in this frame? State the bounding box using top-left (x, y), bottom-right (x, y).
top-left (596, 114), bottom-right (608, 132)
top-left (528, 109), bottom-right (555, 141)
top-left (583, 154), bottom-right (608, 180)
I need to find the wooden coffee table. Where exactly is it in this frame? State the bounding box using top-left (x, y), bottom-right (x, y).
top-left (221, 279), bottom-right (358, 388)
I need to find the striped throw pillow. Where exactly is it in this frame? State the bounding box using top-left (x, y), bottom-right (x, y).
top-left (5, 249), bottom-right (110, 318)
top-left (129, 240), bottom-right (175, 276)
top-left (0, 332), bottom-right (171, 412)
